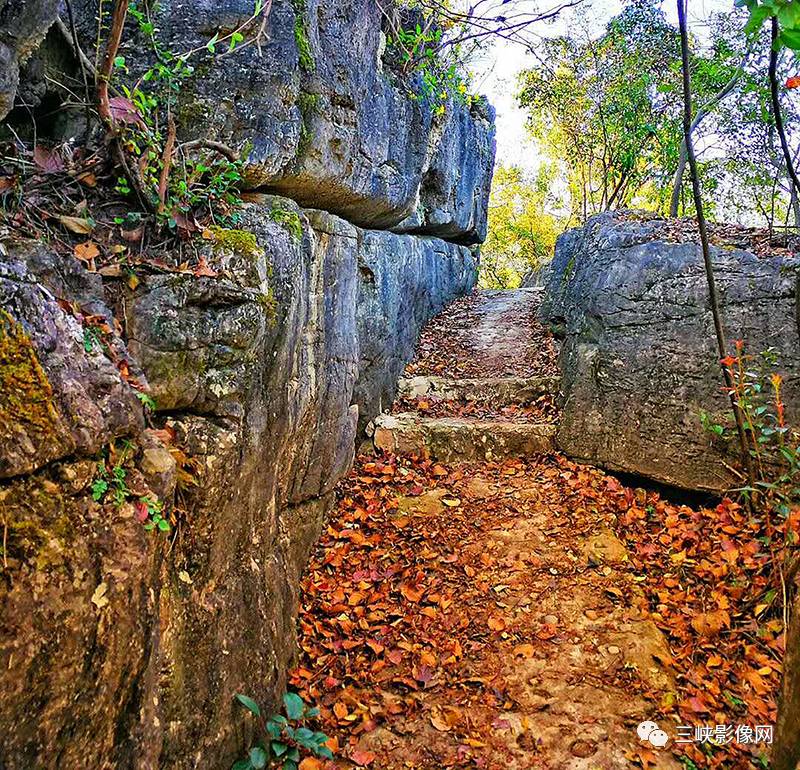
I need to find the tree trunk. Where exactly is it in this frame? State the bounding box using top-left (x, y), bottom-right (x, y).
top-left (770, 17), bottom-right (800, 201)
top-left (773, 585), bottom-right (800, 770)
top-left (669, 147), bottom-right (688, 217)
top-left (670, 55), bottom-right (747, 218)
top-left (676, 0), bottom-right (755, 489)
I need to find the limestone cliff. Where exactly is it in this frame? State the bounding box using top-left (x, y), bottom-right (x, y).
top-left (0, 1), bottom-right (494, 767)
top-left (541, 212), bottom-right (800, 494)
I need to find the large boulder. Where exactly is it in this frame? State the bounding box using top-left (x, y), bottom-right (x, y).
top-left (541, 212), bottom-right (800, 494)
top-left (68, 0), bottom-right (494, 242)
top-left (0, 197), bottom-right (477, 768)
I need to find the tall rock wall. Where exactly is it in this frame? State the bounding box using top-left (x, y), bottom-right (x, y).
top-left (60, 0), bottom-right (495, 243)
top-left (0, 0), bottom-right (492, 765)
top-left (541, 212), bottom-right (800, 494)
top-left (0, 200), bottom-right (477, 768)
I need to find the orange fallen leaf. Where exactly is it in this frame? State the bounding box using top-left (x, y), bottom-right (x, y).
top-left (299, 759), bottom-right (323, 770)
top-left (513, 643), bottom-right (535, 658)
top-left (350, 749), bottom-right (376, 766)
top-left (193, 255), bottom-right (217, 277)
top-left (488, 616), bottom-right (506, 631)
top-left (400, 584), bottom-right (424, 603)
top-left (74, 241), bottom-right (100, 263)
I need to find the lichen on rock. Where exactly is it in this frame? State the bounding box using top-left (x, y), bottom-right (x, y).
top-left (0, 309), bottom-right (61, 470)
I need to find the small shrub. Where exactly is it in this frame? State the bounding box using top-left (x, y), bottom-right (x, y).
top-left (92, 442), bottom-right (171, 533)
top-left (233, 692), bottom-right (333, 770)
top-left (386, 23), bottom-right (473, 114)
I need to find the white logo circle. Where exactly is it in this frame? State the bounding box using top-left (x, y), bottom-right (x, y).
top-left (637, 721), bottom-right (659, 741)
top-left (649, 729), bottom-right (669, 748)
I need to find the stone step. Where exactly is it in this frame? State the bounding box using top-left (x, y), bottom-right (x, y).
top-left (397, 375), bottom-right (559, 405)
top-left (372, 412), bottom-right (557, 462)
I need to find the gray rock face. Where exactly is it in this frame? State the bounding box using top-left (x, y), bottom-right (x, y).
top-left (67, 0), bottom-right (494, 242)
top-left (541, 212), bottom-right (800, 493)
top-left (0, 240), bottom-right (143, 478)
top-left (0, 197), bottom-right (476, 768)
top-left (395, 98), bottom-right (496, 243)
top-left (0, 0), bottom-right (59, 119)
top-left (355, 226), bottom-right (478, 425)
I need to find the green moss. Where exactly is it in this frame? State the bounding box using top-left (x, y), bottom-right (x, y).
top-left (292, 0), bottom-right (316, 73)
top-left (0, 309), bottom-right (60, 440)
top-left (269, 206), bottom-right (303, 242)
top-left (208, 226), bottom-right (262, 258)
top-left (563, 254), bottom-right (577, 284)
top-left (257, 286), bottom-right (279, 327)
top-left (0, 475), bottom-right (72, 568)
top-left (296, 91), bottom-right (320, 155)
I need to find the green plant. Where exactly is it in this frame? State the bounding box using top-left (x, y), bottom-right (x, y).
top-left (291, 0), bottom-right (315, 73)
top-left (92, 452), bottom-right (131, 507)
top-left (136, 391), bottom-right (157, 411)
top-left (702, 342), bottom-right (800, 512)
top-left (386, 23), bottom-right (472, 114)
top-left (296, 91), bottom-right (320, 154)
top-left (92, 442), bottom-right (170, 533)
top-left (269, 206), bottom-right (303, 242)
top-left (233, 692), bottom-right (333, 770)
top-left (138, 495), bottom-right (170, 532)
top-left (101, 0), bottom-right (268, 226)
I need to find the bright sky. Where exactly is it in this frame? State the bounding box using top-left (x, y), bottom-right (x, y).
top-left (473, 0), bottom-right (731, 174)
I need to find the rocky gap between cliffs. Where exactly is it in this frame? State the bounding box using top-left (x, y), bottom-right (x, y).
top-left (0, 2), bottom-right (797, 769)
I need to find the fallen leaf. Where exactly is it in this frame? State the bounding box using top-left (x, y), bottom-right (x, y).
top-left (59, 215), bottom-right (94, 234)
top-left (350, 749), bottom-right (376, 766)
top-left (91, 582), bottom-right (109, 609)
top-left (298, 759), bottom-right (323, 770)
top-left (400, 584), bottom-right (424, 603)
top-left (488, 616), bottom-right (506, 631)
top-left (33, 145), bottom-right (65, 173)
top-left (74, 241), bottom-right (100, 264)
top-left (193, 255), bottom-right (217, 278)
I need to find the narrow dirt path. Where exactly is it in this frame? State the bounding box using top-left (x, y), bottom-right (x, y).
top-left (405, 289), bottom-right (558, 381)
top-left (291, 289), bottom-right (781, 770)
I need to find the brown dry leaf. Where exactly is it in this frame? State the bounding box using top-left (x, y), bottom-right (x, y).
top-left (59, 215), bottom-right (94, 234)
top-left (298, 759), bottom-right (323, 770)
top-left (690, 609), bottom-right (729, 637)
top-left (513, 643), bottom-right (535, 658)
top-left (430, 709), bottom-right (451, 732)
top-left (400, 584), bottom-right (424, 603)
top-left (350, 749), bottom-right (376, 766)
top-left (33, 144), bottom-right (65, 173)
top-left (121, 225), bottom-right (145, 243)
top-left (76, 171), bottom-right (97, 187)
top-left (74, 241), bottom-right (100, 263)
top-left (487, 616), bottom-right (506, 631)
top-left (194, 255), bottom-right (217, 278)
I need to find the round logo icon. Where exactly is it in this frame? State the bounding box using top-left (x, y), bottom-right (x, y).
top-left (637, 721), bottom-right (669, 749)
top-left (637, 721), bottom-right (659, 742)
top-left (649, 729), bottom-right (669, 748)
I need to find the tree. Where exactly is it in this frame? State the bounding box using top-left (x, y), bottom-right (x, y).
top-left (676, 0), bottom-right (753, 505)
top-left (517, 0), bottom-right (684, 219)
top-left (479, 164), bottom-right (561, 288)
top-left (668, 42), bottom-right (751, 217)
